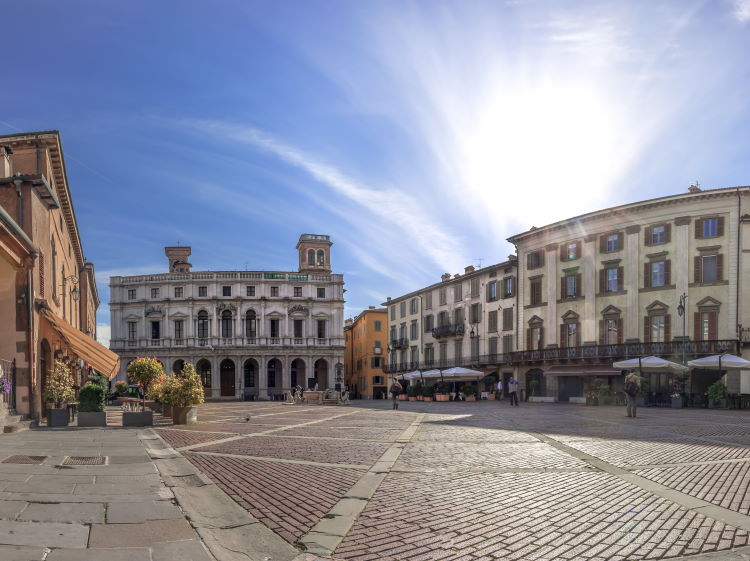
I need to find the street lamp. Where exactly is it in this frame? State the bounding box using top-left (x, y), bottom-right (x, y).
top-left (677, 292), bottom-right (688, 394)
top-left (63, 275), bottom-right (80, 301)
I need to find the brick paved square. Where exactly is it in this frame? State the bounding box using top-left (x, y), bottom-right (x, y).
top-left (155, 428), bottom-right (235, 449)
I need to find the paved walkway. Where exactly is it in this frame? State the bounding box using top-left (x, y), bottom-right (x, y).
top-left (152, 400), bottom-right (750, 561)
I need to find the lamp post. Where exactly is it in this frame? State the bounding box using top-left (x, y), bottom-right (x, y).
top-left (677, 292), bottom-right (688, 395)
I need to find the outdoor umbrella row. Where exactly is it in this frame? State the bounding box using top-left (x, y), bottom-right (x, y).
top-left (613, 354), bottom-right (750, 373)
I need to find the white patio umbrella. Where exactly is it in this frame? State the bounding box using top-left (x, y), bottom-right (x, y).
top-left (688, 354), bottom-right (750, 370)
top-left (441, 367), bottom-right (484, 377)
top-left (402, 370), bottom-right (423, 380)
top-left (421, 369), bottom-right (443, 379)
top-left (612, 356), bottom-right (689, 373)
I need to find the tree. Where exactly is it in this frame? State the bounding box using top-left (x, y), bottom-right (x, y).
top-left (126, 357), bottom-right (164, 410)
top-left (44, 360), bottom-right (75, 409)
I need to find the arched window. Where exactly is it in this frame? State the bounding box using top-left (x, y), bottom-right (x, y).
top-left (267, 359), bottom-right (281, 388)
top-left (197, 311), bottom-right (209, 339)
top-left (307, 249), bottom-right (315, 265)
top-left (221, 310), bottom-right (233, 338)
top-left (245, 310), bottom-right (257, 338)
top-left (317, 249), bottom-right (325, 266)
top-left (172, 359), bottom-right (184, 376)
top-left (197, 359), bottom-right (211, 387)
top-left (244, 359), bottom-right (257, 387)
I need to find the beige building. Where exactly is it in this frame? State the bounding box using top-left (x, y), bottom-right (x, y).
top-left (384, 260), bottom-right (518, 389)
top-left (344, 307), bottom-right (387, 399)
top-left (109, 235), bottom-right (346, 400)
top-left (508, 185), bottom-right (750, 404)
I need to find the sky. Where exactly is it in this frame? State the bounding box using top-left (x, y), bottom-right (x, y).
top-left (2, 0), bottom-right (750, 347)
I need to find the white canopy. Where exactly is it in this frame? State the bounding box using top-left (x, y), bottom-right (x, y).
top-left (402, 370), bottom-right (423, 380)
top-left (437, 367), bottom-right (485, 381)
top-left (421, 369), bottom-right (443, 378)
top-left (688, 354), bottom-right (750, 370)
top-left (612, 356), bottom-right (689, 373)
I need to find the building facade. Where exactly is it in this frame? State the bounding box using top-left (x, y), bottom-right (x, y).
top-left (344, 307), bottom-right (387, 399)
top-left (109, 235), bottom-right (346, 399)
top-left (508, 185), bottom-right (750, 403)
top-left (383, 261), bottom-right (518, 390)
top-left (0, 131), bottom-right (114, 420)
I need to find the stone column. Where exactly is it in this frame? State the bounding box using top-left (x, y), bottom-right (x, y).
top-left (674, 217), bottom-right (691, 335)
top-left (583, 235), bottom-right (597, 343)
top-left (625, 225), bottom-right (641, 341)
top-left (545, 243), bottom-right (559, 347)
top-left (258, 355), bottom-right (269, 400)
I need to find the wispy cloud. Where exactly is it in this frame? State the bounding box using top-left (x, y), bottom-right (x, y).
top-left (96, 323), bottom-right (111, 347)
top-left (733, 0), bottom-right (750, 23)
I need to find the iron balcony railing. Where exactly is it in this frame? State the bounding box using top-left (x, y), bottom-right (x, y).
top-left (431, 324), bottom-right (465, 338)
top-left (390, 338), bottom-right (410, 350)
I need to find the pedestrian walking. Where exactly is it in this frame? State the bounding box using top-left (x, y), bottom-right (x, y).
top-left (496, 379), bottom-right (503, 400)
top-left (508, 376), bottom-right (519, 406)
top-left (623, 370), bottom-right (641, 418)
top-left (389, 380), bottom-right (403, 410)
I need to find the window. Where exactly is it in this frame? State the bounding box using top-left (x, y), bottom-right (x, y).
top-left (606, 233), bottom-right (619, 253)
top-left (503, 334), bottom-right (513, 354)
top-left (271, 286), bottom-right (279, 297)
top-left (424, 315), bottom-right (434, 332)
top-left (527, 251), bottom-right (544, 269)
top-left (702, 255), bottom-right (719, 282)
top-left (174, 287), bottom-right (183, 298)
top-left (425, 292), bottom-right (433, 309)
top-left (454, 283), bottom-right (463, 301)
top-left (423, 345), bottom-right (434, 364)
top-left (410, 298), bottom-right (418, 314)
top-left (503, 308), bottom-right (513, 331)
top-left (607, 269), bottom-right (618, 292)
top-left (390, 326), bottom-right (397, 342)
top-left (151, 321), bottom-right (160, 340)
top-left (399, 323), bottom-right (406, 339)
top-left (471, 337), bottom-right (479, 361)
top-left (400, 301), bottom-right (406, 317)
top-left (470, 303), bottom-right (481, 324)
top-left (599, 315), bottom-right (622, 345)
top-left (410, 347), bottom-right (418, 363)
top-left (294, 319), bottom-right (303, 338)
top-left (651, 315), bottom-right (666, 342)
top-left (198, 286), bottom-right (207, 297)
top-left (695, 308), bottom-right (718, 341)
top-left (246, 286), bottom-right (256, 297)
top-left (651, 261), bottom-right (665, 287)
top-left (529, 326), bottom-right (543, 350)
top-left (487, 281), bottom-right (497, 302)
top-left (562, 322), bottom-right (578, 348)
top-left (601, 267), bottom-right (622, 293)
top-left (488, 310), bottom-right (498, 332)
top-left (703, 218), bottom-right (718, 238)
top-left (454, 340), bottom-right (463, 362)
top-left (371, 358), bottom-right (384, 369)
top-left (317, 287), bottom-right (326, 298)
top-left (128, 289), bottom-right (136, 300)
top-left (222, 286), bottom-right (231, 297)
top-left (454, 307), bottom-right (464, 325)
top-left (439, 342), bottom-right (447, 361)
top-left (245, 310), bottom-right (257, 337)
top-left (488, 337), bottom-right (498, 357)
top-left (151, 288), bottom-right (159, 298)
top-left (307, 249), bottom-right (315, 265)
top-left (565, 242), bottom-right (579, 261)
top-left (294, 286), bottom-right (303, 297)
top-left (127, 321), bottom-right (137, 341)
top-left (409, 320), bottom-right (418, 340)
top-left (530, 278), bottom-right (542, 306)
top-left (197, 311), bottom-right (209, 338)
top-left (221, 310), bottom-right (232, 338)
top-left (317, 319), bottom-right (327, 339)
top-left (438, 311), bottom-right (449, 327)
top-left (503, 277), bottom-right (515, 298)
top-left (562, 274), bottom-right (579, 298)
top-left (439, 287), bottom-right (447, 305)
top-left (317, 249), bottom-right (325, 265)
top-left (470, 277), bottom-right (480, 298)
top-left (652, 225), bottom-right (665, 245)
top-left (270, 319), bottom-right (280, 338)
top-left (390, 306), bottom-right (396, 320)
top-left (373, 320), bottom-right (381, 332)
top-left (174, 320), bottom-right (184, 339)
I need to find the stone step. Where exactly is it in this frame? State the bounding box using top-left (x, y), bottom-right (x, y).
top-left (3, 419), bottom-right (32, 433)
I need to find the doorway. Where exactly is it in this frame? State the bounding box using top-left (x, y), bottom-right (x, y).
top-left (557, 376), bottom-right (583, 402)
top-left (220, 359), bottom-right (235, 397)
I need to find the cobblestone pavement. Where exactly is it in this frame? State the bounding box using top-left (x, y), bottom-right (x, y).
top-left (157, 400), bottom-right (750, 560)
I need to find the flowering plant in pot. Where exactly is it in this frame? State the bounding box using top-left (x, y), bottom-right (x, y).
top-left (463, 384), bottom-right (477, 402)
top-left (407, 385), bottom-right (417, 401)
top-left (44, 360), bottom-right (75, 426)
top-left (125, 357), bottom-right (163, 426)
top-left (422, 385), bottom-right (434, 402)
top-left (434, 381), bottom-right (450, 402)
top-left (166, 363), bottom-right (205, 425)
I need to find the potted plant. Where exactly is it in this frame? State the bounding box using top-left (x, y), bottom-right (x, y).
top-left (435, 381), bottom-right (450, 402)
top-left (407, 385), bottom-right (417, 401)
top-left (77, 382), bottom-right (107, 427)
top-left (114, 380), bottom-right (128, 395)
top-left (707, 380), bottom-right (727, 408)
top-left (44, 360), bottom-right (75, 427)
top-left (423, 385), bottom-right (434, 402)
top-left (464, 384), bottom-right (477, 402)
top-left (671, 392), bottom-right (684, 408)
top-left (125, 357), bottom-right (163, 426)
top-left (168, 363), bottom-right (205, 425)
top-left (636, 377), bottom-right (649, 407)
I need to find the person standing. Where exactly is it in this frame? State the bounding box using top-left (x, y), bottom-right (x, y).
top-left (623, 370), bottom-right (641, 418)
top-left (508, 376), bottom-right (519, 406)
top-left (496, 379), bottom-right (503, 401)
top-left (389, 380), bottom-right (403, 410)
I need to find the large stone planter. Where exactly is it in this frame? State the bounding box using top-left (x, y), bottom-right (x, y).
top-left (398, 394), bottom-right (407, 401)
top-left (465, 396), bottom-right (476, 402)
top-left (671, 397), bottom-right (684, 409)
top-left (123, 411), bottom-right (153, 426)
top-left (163, 404), bottom-right (173, 418)
top-left (423, 397), bottom-right (433, 402)
top-left (435, 394), bottom-right (449, 402)
top-left (77, 411), bottom-right (107, 427)
top-left (48, 408), bottom-right (70, 427)
top-left (172, 406), bottom-right (198, 425)
top-left (408, 396), bottom-right (417, 401)
top-left (487, 394), bottom-right (496, 400)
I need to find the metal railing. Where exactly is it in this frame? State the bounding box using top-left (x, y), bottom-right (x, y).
top-left (390, 338), bottom-right (410, 350)
top-left (112, 336), bottom-right (346, 350)
top-left (432, 324), bottom-right (465, 338)
top-left (0, 358), bottom-right (16, 411)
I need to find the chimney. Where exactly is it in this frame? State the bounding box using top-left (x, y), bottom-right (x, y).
top-left (368, 306), bottom-right (375, 310)
top-left (453, 274), bottom-right (461, 279)
top-left (464, 265), bottom-right (475, 274)
top-left (165, 246), bottom-right (192, 273)
top-left (688, 181), bottom-right (702, 193)
top-left (441, 273), bottom-right (451, 282)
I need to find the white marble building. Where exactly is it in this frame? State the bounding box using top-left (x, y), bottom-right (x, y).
top-left (109, 235), bottom-right (345, 399)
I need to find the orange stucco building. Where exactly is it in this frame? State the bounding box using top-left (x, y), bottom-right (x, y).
top-left (344, 307), bottom-right (387, 399)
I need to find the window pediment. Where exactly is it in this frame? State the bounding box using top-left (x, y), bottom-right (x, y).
top-left (125, 313), bottom-right (141, 321)
top-left (169, 311), bottom-right (188, 319)
top-left (696, 296), bottom-right (721, 308)
top-left (561, 310), bottom-right (580, 321)
top-left (646, 300), bottom-right (669, 313)
top-left (527, 315), bottom-right (543, 327)
top-left (600, 305), bottom-right (622, 317)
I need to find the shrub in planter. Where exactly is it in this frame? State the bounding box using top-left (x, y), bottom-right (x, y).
top-left (422, 385), bottom-right (434, 402)
top-left (434, 381), bottom-right (450, 401)
top-left (45, 360), bottom-right (75, 426)
top-left (77, 383), bottom-right (107, 427)
top-left (127, 357), bottom-right (164, 411)
top-left (707, 380), bottom-right (727, 408)
top-left (165, 363), bottom-right (205, 425)
top-left (464, 385), bottom-right (477, 401)
top-left (407, 386), bottom-right (417, 401)
top-left (114, 381), bottom-right (128, 395)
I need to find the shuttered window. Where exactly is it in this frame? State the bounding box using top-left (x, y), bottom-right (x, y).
top-left (38, 252), bottom-right (45, 298)
top-left (530, 278), bottom-right (543, 305)
top-left (488, 310), bottom-right (498, 332)
top-left (502, 308), bottom-right (513, 331)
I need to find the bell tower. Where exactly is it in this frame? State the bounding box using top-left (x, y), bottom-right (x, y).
top-left (297, 234), bottom-right (332, 274)
top-left (165, 246), bottom-right (192, 273)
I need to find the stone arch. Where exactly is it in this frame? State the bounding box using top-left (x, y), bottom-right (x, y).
top-left (220, 359), bottom-right (235, 397)
top-left (243, 359), bottom-right (258, 389)
top-left (267, 358), bottom-right (282, 388)
top-left (196, 359), bottom-right (212, 388)
top-left (314, 358), bottom-right (329, 389)
top-left (307, 249), bottom-right (315, 265)
top-left (291, 358), bottom-right (306, 388)
top-left (317, 249), bottom-right (325, 266)
top-left (39, 339), bottom-right (51, 417)
top-left (172, 359), bottom-right (185, 376)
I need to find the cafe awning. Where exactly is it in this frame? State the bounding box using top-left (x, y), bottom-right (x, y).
top-left (545, 365), bottom-right (623, 377)
top-left (40, 308), bottom-right (120, 379)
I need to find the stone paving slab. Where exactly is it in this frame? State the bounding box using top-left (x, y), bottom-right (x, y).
top-left (88, 519), bottom-right (196, 547)
top-left (18, 502), bottom-right (105, 523)
top-left (0, 545), bottom-right (48, 561)
top-left (106, 500), bottom-right (184, 523)
top-left (0, 519), bottom-right (90, 548)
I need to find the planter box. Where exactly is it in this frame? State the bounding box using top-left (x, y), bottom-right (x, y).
top-left (636, 397), bottom-right (646, 407)
top-left (163, 404), bottom-right (173, 418)
top-left (569, 397), bottom-right (586, 404)
top-left (417, 396), bottom-right (423, 401)
top-left (435, 394), bottom-right (449, 402)
top-left (48, 408), bottom-right (70, 427)
top-left (123, 411), bottom-right (153, 427)
top-left (487, 394), bottom-right (496, 400)
top-left (172, 406), bottom-right (198, 425)
top-left (423, 397), bottom-right (433, 402)
top-left (529, 396), bottom-right (555, 403)
top-left (398, 394), bottom-right (407, 401)
top-left (465, 396), bottom-right (476, 402)
top-left (408, 397), bottom-right (417, 401)
top-left (671, 397), bottom-right (684, 409)
top-left (77, 411), bottom-right (107, 427)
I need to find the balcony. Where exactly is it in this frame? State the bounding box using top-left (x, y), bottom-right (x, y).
top-left (431, 324), bottom-right (465, 339)
top-left (110, 336), bottom-right (346, 351)
top-left (391, 338), bottom-right (409, 350)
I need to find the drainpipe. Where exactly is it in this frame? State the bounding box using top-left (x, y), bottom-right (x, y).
top-left (737, 188), bottom-right (743, 355)
top-left (27, 265), bottom-right (36, 421)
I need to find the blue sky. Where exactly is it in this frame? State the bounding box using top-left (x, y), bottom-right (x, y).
top-left (2, 0), bottom-right (750, 345)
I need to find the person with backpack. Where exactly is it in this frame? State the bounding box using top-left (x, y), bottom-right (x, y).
top-left (623, 370), bottom-right (641, 418)
top-left (389, 380), bottom-right (403, 410)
